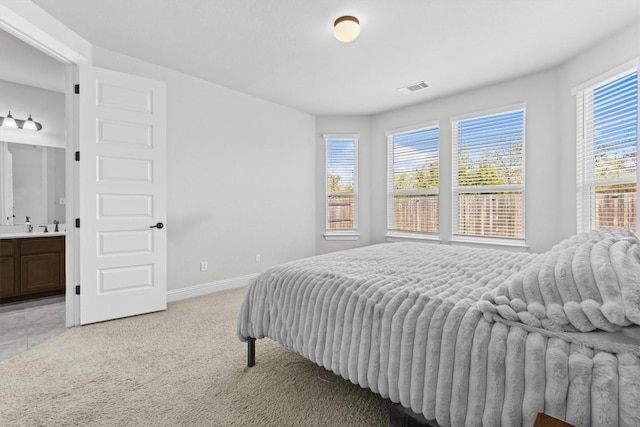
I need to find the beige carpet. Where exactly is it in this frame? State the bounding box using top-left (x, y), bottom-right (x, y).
top-left (0, 287), bottom-right (389, 426)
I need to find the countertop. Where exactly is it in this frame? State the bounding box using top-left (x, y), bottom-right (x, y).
top-left (0, 231), bottom-right (66, 240)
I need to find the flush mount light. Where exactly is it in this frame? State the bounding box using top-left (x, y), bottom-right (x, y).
top-left (334, 15), bottom-right (360, 43)
top-left (0, 111), bottom-right (43, 131)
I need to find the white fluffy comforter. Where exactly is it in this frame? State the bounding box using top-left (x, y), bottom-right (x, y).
top-left (237, 229), bottom-right (640, 426)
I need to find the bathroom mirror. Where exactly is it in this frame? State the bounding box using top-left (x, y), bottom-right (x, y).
top-left (0, 141), bottom-right (65, 226)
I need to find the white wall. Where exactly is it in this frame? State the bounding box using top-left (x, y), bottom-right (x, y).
top-left (0, 78), bottom-right (65, 148)
top-left (0, 29), bottom-right (65, 93)
top-left (370, 70), bottom-right (562, 253)
top-left (315, 116), bottom-right (372, 254)
top-left (89, 19), bottom-right (640, 290)
top-left (91, 47), bottom-right (317, 291)
top-left (320, 20), bottom-right (640, 255)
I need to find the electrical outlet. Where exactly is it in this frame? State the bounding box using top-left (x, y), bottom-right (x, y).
top-left (200, 261), bottom-right (208, 272)
top-left (255, 254), bottom-right (261, 262)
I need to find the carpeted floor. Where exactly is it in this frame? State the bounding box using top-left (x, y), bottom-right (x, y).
top-left (0, 287), bottom-right (389, 426)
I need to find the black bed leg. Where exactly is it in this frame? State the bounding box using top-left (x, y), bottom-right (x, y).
top-left (247, 337), bottom-right (256, 367)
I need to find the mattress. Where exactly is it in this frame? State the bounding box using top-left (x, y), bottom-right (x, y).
top-left (238, 229), bottom-right (640, 426)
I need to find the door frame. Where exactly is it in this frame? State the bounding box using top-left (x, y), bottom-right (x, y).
top-left (0, 2), bottom-right (92, 326)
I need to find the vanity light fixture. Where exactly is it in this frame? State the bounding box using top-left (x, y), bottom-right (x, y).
top-left (0, 111), bottom-right (43, 131)
top-left (334, 15), bottom-right (360, 43)
top-left (1, 111), bottom-right (17, 128)
top-left (22, 114), bottom-right (40, 131)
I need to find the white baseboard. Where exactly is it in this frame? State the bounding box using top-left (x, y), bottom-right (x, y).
top-left (167, 273), bottom-right (258, 303)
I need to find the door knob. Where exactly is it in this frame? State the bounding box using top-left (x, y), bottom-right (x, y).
top-left (150, 222), bottom-right (164, 229)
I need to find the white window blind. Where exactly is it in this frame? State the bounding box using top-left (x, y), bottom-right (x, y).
top-left (387, 124), bottom-right (439, 235)
top-left (576, 68), bottom-right (638, 233)
top-left (325, 136), bottom-right (357, 233)
top-left (452, 108), bottom-right (525, 240)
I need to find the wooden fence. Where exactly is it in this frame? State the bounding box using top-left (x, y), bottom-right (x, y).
top-left (329, 191), bottom-right (637, 234)
top-left (595, 192), bottom-right (637, 230)
top-left (392, 195), bottom-right (438, 233)
top-left (327, 196), bottom-right (354, 230)
top-left (457, 193), bottom-right (522, 238)
top-left (390, 193), bottom-right (523, 237)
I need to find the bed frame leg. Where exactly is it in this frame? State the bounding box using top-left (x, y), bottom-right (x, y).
top-left (247, 337), bottom-right (256, 367)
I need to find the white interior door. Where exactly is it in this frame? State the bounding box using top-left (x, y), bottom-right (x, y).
top-left (78, 65), bottom-right (167, 325)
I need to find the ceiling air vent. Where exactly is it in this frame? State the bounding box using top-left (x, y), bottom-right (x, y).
top-left (397, 81), bottom-right (429, 95)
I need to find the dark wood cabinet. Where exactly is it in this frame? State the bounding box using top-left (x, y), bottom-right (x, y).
top-left (0, 240), bottom-right (17, 298)
top-left (0, 236), bottom-right (65, 302)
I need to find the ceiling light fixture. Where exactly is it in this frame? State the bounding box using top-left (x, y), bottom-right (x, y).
top-left (334, 16), bottom-right (360, 43)
top-left (0, 111), bottom-right (43, 131)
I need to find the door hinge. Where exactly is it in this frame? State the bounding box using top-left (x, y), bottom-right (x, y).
top-left (74, 84), bottom-right (80, 94)
top-left (75, 285), bottom-right (80, 295)
top-left (75, 218), bottom-right (80, 228)
top-left (75, 151), bottom-right (80, 161)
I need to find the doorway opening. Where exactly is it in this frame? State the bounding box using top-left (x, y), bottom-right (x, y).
top-left (0, 29), bottom-right (68, 361)
top-left (0, 2), bottom-right (168, 334)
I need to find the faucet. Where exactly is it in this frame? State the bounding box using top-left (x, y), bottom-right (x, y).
top-left (53, 220), bottom-right (59, 232)
top-left (39, 225), bottom-right (48, 233)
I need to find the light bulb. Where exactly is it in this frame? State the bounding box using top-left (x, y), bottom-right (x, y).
top-left (3, 111), bottom-right (17, 128)
top-left (23, 114), bottom-right (37, 131)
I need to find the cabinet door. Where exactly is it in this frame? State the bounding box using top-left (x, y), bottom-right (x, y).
top-left (0, 240), bottom-right (16, 297)
top-left (0, 256), bottom-right (16, 297)
top-left (20, 252), bottom-right (63, 294)
top-left (20, 237), bottom-right (64, 255)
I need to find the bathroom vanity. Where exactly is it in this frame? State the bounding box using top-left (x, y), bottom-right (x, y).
top-left (0, 234), bottom-right (65, 302)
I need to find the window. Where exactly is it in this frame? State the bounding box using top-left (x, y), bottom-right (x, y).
top-left (452, 107), bottom-right (526, 242)
top-left (576, 65), bottom-right (638, 233)
top-left (324, 135), bottom-right (358, 239)
top-left (386, 123), bottom-right (439, 236)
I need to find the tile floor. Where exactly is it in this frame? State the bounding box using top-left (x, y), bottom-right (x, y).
top-left (0, 295), bottom-right (65, 362)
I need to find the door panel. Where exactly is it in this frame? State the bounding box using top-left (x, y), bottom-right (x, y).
top-left (96, 82), bottom-right (153, 113)
top-left (98, 264), bottom-right (153, 293)
top-left (98, 194), bottom-right (153, 218)
top-left (98, 156), bottom-right (153, 182)
top-left (98, 230), bottom-right (153, 256)
top-left (20, 253), bottom-right (63, 293)
top-left (79, 65), bottom-right (166, 325)
top-left (98, 119), bottom-right (152, 147)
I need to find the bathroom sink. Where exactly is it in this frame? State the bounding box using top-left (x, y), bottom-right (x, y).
top-left (0, 230), bottom-right (66, 239)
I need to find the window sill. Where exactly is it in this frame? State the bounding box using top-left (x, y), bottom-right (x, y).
top-left (385, 232), bottom-right (441, 243)
top-left (450, 236), bottom-right (528, 252)
top-left (324, 232), bottom-right (360, 241)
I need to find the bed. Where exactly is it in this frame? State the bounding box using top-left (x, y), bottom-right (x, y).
top-left (237, 228), bottom-right (640, 426)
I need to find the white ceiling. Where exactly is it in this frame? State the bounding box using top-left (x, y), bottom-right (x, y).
top-left (23, 0), bottom-right (640, 115)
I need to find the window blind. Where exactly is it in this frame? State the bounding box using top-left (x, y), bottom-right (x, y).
top-left (326, 137), bottom-right (357, 232)
top-left (452, 108), bottom-right (525, 239)
top-left (576, 70), bottom-right (638, 233)
top-left (387, 125), bottom-right (439, 234)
